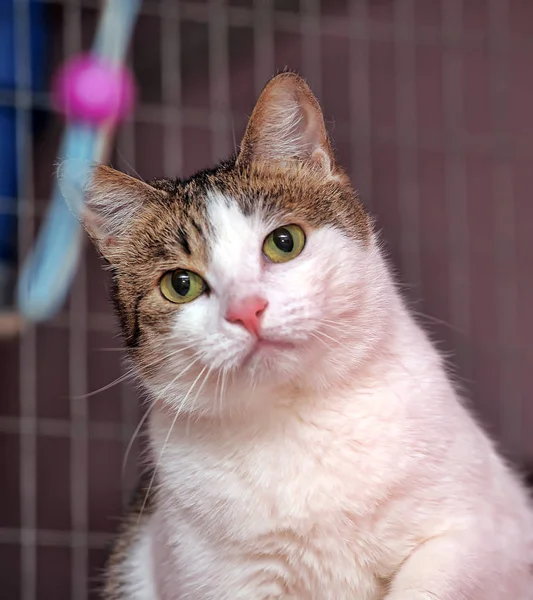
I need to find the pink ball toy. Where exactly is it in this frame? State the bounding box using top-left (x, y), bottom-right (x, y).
top-left (54, 54), bottom-right (135, 124)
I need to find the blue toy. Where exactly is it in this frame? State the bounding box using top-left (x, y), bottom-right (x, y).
top-left (16, 0), bottom-right (141, 323)
top-left (0, 0), bottom-right (46, 309)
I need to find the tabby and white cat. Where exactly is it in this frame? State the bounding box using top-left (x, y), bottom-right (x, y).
top-left (61, 72), bottom-right (533, 599)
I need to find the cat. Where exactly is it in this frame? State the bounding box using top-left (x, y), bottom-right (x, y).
top-left (60, 72), bottom-right (533, 599)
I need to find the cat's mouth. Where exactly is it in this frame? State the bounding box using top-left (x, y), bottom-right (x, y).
top-left (241, 336), bottom-right (295, 367)
top-left (256, 338), bottom-right (294, 351)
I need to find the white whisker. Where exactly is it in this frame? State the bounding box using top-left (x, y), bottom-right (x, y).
top-left (214, 368), bottom-right (223, 416)
top-left (314, 328), bottom-right (352, 350)
top-left (121, 401), bottom-right (155, 479)
top-left (137, 404), bottom-right (181, 526)
top-left (219, 367), bottom-right (228, 417)
top-left (136, 356), bottom-right (204, 526)
top-left (174, 365), bottom-right (209, 420)
top-left (186, 366), bottom-right (213, 435)
top-left (74, 370), bottom-right (136, 399)
top-left (76, 344), bottom-right (197, 400)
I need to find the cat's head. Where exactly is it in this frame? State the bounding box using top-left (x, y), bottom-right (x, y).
top-left (60, 72), bottom-right (392, 416)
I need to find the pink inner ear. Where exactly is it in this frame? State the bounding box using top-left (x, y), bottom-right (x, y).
top-left (59, 160), bottom-right (167, 259)
top-left (237, 72), bottom-right (336, 174)
top-left (309, 147), bottom-right (332, 171)
top-left (80, 205), bottom-right (107, 243)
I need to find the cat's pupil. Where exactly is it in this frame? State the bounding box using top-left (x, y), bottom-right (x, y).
top-left (273, 228), bottom-right (294, 253)
top-left (172, 271), bottom-right (191, 296)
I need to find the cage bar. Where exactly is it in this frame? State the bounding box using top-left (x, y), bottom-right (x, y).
top-left (15, 0), bottom-right (38, 597)
top-left (442, 0), bottom-right (471, 376)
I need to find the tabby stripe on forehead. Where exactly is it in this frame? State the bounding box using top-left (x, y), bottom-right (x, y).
top-left (191, 218), bottom-right (205, 241)
top-left (177, 228), bottom-right (191, 255)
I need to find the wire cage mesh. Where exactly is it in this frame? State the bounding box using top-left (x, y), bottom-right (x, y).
top-left (0, 0), bottom-right (532, 598)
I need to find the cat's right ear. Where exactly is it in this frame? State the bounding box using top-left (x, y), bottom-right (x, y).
top-left (58, 159), bottom-right (163, 257)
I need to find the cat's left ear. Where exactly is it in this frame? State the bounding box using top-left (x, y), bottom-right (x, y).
top-left (237, 71), bottom-right (338, 177)
top-left (58, 159), bottom-right (164, 257)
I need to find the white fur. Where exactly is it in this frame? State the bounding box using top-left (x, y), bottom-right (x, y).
top-left (131, 193), bottom-right (533, 599)
top-left (117, 524), bottom-right (159, 599)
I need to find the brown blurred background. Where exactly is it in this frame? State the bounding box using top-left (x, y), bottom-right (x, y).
top-left (1, 0), bottom-right (532, 598)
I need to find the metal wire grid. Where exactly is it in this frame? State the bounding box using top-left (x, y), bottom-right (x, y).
top-left (15, 2), bottom-right (38, 599)
top-left (488, 0), bottom-right (520, 464)
top-left (0, 0), bottom-right (526, 597)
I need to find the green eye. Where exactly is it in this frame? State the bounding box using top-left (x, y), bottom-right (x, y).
top-left (263, 224), bottom-right (306, 264)
top-left (160, 269), bottom-right (206, 304)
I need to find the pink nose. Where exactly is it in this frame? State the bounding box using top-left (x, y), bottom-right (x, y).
top-left (225, 296), bottom-right (268, 336)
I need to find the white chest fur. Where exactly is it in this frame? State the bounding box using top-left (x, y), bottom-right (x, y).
top-left (147, 368), bottom-right (473, 600)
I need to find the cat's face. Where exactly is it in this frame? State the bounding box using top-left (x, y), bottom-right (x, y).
top-left (61, 73), bottom-right (389, 416)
